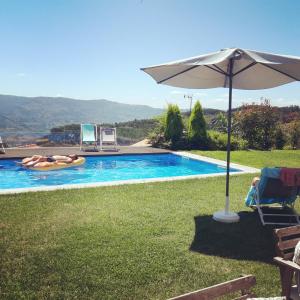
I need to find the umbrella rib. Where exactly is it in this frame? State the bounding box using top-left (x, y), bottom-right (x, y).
top-left (213, 64), bottom-right (228, 75)
top-left (233, 62), bottom-right (257, 77)
top-left (157, 64), bottom-right (228, 84)
top-left (261, 63), bottom-right (300, 81)
top-left (157, 65), bottom-right (200, 84)
top-left (204, 65), bottom-right (228, 76)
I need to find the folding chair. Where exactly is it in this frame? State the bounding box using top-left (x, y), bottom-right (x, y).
top-left (80, 124), bottom-right (98, 151)
top-left (99, 127), bottom-right (117, 151)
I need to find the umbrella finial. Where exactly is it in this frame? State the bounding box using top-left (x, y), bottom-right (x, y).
top-left (232, 49), bottom-right (243, 60)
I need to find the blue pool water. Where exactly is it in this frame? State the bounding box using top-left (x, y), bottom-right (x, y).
top-left (0, 153), bottom-right (240, 190)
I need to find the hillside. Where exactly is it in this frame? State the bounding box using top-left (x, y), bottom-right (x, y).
top-left (0, 95), bottom-right (163, 131)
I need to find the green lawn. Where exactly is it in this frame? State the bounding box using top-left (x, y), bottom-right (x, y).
top-left (190, 149), bottom-right (300, 169)
top-left (0, 150), bottom-right (299, 299)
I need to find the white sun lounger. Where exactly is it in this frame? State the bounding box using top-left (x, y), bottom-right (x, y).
top-left (80, 124), bottom-right (98, 151)
top-left (100, 127), bottom-right (117, 151)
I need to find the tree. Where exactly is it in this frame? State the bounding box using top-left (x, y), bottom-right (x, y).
top-left (289, 120), bottom-right (300, 149)
top-left (259, 99), bottom-right (280, 149)
top-left (212, 112), bottom-right (227, 133)
top-left (234, 98), bottom-right (279, 150)
top-left (274, 127), bottom-right (286, 150)
top-left (188, 100), bottom-right (208, 148)
top-left (164, 104), bottom-right (183, 145)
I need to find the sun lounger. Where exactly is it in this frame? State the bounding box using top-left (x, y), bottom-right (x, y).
top-left (245, 167), bottom-right (300, 226)
top-left (99, 127), bottom-right (117, 151)
top-left (0, 136), bottom-right (5, 154)
top-left (80, 124), bottom-right (98, 151)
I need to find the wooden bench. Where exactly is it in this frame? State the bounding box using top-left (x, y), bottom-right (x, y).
top-left (274, 225), bottom-right (300, 299)
top-left (168, 275), bottom-right (256, 300)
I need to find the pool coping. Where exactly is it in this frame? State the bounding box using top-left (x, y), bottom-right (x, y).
top-left (0, 151), bottom-right (260, 195)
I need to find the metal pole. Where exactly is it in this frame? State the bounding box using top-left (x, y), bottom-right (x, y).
top-left (225, 58), bottom-right (234, 214)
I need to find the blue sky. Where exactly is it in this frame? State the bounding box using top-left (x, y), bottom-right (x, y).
top-left (0, 0), bottom-right (300, 109)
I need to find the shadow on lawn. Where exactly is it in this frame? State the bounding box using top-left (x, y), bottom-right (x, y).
top-left (190, 210), bottom-right (277, 263)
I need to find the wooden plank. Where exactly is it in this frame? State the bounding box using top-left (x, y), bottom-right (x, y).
top-left (274, 225), bottom-right (300, 257)
top-left (168, 275), bottom-right (256, 300)
top-left (278, 264), bottom-right (294, 299)
top-left (274, 225), bottom-right (300, 239)
top-left (274, 257), bottom-right (300, 272)
top-left (283, 252), bottom-right (295, 260)
top-left (276, 238), bottom-right (300, 252)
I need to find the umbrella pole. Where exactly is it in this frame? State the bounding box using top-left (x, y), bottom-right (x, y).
top-left (213, 57), bottom-right (240, 223)
top-left (225, 58), bottom-right (233, 214)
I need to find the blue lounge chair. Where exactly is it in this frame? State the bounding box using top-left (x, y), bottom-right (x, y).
top-left (80, 124), bottom-right (98, 151)
top-left (245, 167), bottom-right (300, 226)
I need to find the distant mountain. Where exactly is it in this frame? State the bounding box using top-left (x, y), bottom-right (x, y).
top-left (0, 95), bottom-right (163, 131)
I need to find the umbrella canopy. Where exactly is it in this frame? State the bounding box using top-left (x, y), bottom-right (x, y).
top-left (141, 48), bottom-right (300, 223)
top-left (141, 48), bottom-right (300, 90)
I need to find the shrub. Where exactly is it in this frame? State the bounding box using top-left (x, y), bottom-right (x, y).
top-left (208, 131), bottom-right (248, 150)
top-left (148, 130), bottom-right (167, 147)
top-left (165, 104), bottom-right (184, 146)
top-left (188, 100), bottom-right (208, 149)
top-left (147, 113), bottom-right (167, 147)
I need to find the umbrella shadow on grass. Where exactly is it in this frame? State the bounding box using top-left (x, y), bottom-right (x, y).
top-left (190, 210), bottom-right (277, 263)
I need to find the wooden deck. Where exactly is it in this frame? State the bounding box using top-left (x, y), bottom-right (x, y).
top-left (0, 146), bottom-right (170, 159)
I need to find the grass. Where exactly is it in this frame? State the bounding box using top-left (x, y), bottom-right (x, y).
top-left (0, 150), bottom-right (299, 299)
top-left (190, 149), bottom-right (300, 168)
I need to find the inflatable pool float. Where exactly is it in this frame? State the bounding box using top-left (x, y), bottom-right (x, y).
top-left (28, 157), bottom-right (86, 171)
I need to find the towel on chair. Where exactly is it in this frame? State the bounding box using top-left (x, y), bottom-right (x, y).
top-left (280, 168), bottom-right (300, 186)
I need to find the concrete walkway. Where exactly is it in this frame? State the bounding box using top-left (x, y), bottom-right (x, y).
top-left (130, 139), bottom-right (151, 147)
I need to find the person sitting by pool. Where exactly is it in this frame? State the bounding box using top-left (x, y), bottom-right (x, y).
top-left (21, 154), bottom-right (78, 168)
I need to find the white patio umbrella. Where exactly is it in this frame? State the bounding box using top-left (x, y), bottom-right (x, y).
top-left (141, 48), bottom-right (300, 223)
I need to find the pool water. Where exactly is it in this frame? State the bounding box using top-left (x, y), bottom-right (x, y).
top-left (0, 153), bottom-right (239, 190)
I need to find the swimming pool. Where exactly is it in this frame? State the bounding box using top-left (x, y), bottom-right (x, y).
top-left (0, 153), bottom-right (252, 193)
